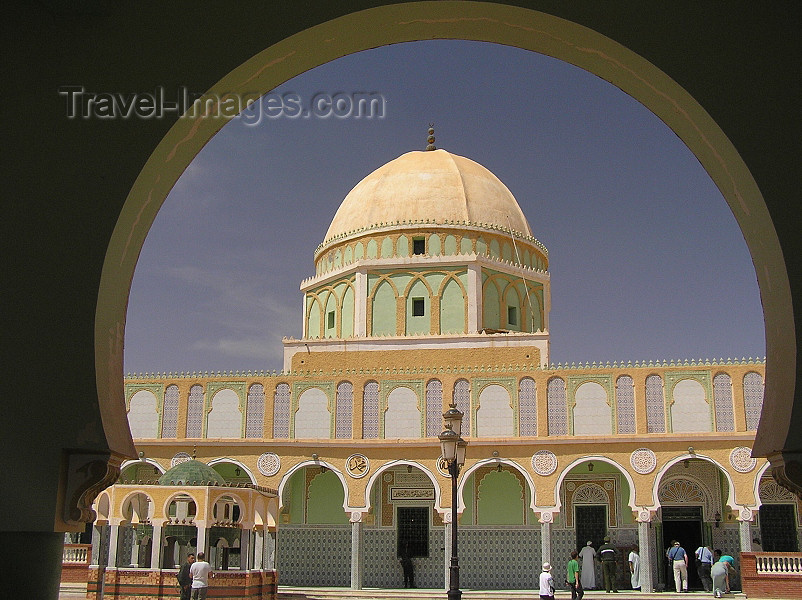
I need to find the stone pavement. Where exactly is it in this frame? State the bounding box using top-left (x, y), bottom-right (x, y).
top-left (59, 583), bottom-right (761, 600)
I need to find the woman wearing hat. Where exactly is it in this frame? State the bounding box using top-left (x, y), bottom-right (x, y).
top-left (539, 562), bottom-right (555, 600)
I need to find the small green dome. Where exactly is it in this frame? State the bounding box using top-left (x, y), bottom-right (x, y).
top-left (158, 459), bottom-right (227, 486)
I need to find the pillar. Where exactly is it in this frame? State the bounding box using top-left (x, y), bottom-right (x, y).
top-left (240, 529), bottom-right (251, 570)
top-left (253, 528), bottom-right (265, 569)
top-left (129, 530), bottom-right (140, 567)
top-left (195, 522), bottom-right (208, 556)
top-left (266, 530), bottom-right (276, 570)
top-left (150, 522), bottom-right (163, 569)
top-left (90, 524), bottom-right (104, 566)
top-left (350, 511), bottom-right (364, 590)
top-left (539, 512), bottom-right (553, 565)
top-left (738, 509), bottom-right (754, 552)
top-left (354, 269), bottom-right (367, 336)
top-left (638, 515), bottom-right (654, 592)
top-left (467, 263), bottom-right (481, 332)
top-left (107, 524), bottom-right (120, 567)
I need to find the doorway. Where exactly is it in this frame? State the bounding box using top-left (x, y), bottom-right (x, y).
top-left (661, 506), bottom-right (703, 590)
top-left (576, 505), bottom-right (607, 551)
top-left (397, 506), bottom-right (429, 558)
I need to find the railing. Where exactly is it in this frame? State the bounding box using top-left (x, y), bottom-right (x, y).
top-left (756, 553), bottom-right (802, 575)
top-left (63, 543), bottom-right (91, 565)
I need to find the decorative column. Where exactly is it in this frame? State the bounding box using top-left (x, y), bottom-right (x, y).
top-left (107, 523), bottom-right (121, 568)
top-left (539, 511), bottom-right (553, 566)
top-left (195, 521), bottom-right (208, 556)
top-left (129, 527), bottom-right (141, 567)
top-left (354, 269), bottom-right (368, 337)
top-left (239, 529), bottom-right (251, 570)
top-left (350, 511), bottom-right (364, 589)
top-left (637, 510), bottom-right (654, 592)
top-left (252, 527), bottom-right (265, 569)
top-left (266, 530), bottom-right (276, 570)
top-left (738, 508), bottom-right (754, 552)
top-left (150, 521), bottom-right (163, 569)
top-left (467, 263), bottom-right (481, 332)
top-left (90, 524), bottom-right (105, 566)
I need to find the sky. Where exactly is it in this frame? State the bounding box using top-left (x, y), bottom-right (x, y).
top-left (124, 40), bottom-right (765, 375)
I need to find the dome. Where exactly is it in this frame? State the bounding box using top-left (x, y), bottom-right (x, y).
top-left (324, 149), bottom-right (532, 241)
top-left (157, 459), bottom-right (228, 486)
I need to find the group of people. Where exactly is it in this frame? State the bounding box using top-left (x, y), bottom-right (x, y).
top-left (176, 552), bottom-right (214, 599)
top-left (539, 537), bottom-right (641, 600)
top-left (667, 540), bottom-right (739, 598)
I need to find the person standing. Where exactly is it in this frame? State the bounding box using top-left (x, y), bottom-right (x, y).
top-left (628, 545), bottom-right (640, 590)
top-left (399, 543), bottom-right (415, 588)
top-left (567, 550), bottom-right (584, 600)
top-left (695, 544), bottom-right (714, 592)
top-left (176, 553), bottom-right (195, 600)
top-left (189, 551), bottom-right (213, 600)
top-left (667, 540), bottom-right (689, 593)
top-left (598, 535), bottom-right (618, 593)
top-left (539, 562), bottom-right (555, 600)
top-left (578, 540), bottom-right (597, 589)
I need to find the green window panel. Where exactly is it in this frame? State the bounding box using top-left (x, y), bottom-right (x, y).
top-left (460, 236), bottom-right (472, 255)
top-left (427, 234), bottom-right (440, 256)
top-left (324, 292), bottom-right (337, 338)
top-left (344, 246), bottom-right (352, 265)
top-left (502, 242), bottom-right (512, 262)
top-left (477, 237), bottom-right (487, 256)
top-left (354, 242), bottom-right (365, 260)
top-left (489, 239), bottom-right (501, 259)
top-left (306, 295), bottom-right (322, 338)
top-left (405, 279), bottom-right (430, 335)
top-left (381, 236), bottom-right (393, 258)
top-left (371, 280), bottom-right (397, 336)
top-left (483, 280), bottom-right (501, 330)
top-left (440, 277), bottom-right (466, 334)
top-left (476, 470), bottom-right (524, 525)
top-left (397, 235), bottom-right (409, 257)
top-left (306, 470), bottom-right (348, 524)
top-left (444, 234), bottom-right (457, 255)
top-left (367, 239), bottom-right (378, 259)
top-left (341, 285), bottom-right (354, 338)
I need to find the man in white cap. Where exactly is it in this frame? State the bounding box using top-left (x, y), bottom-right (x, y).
top-left (539, 561), bottom-right (555, 600)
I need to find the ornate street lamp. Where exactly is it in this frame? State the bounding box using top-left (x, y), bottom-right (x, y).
top-left (439, 403), bottom-right (467, 600)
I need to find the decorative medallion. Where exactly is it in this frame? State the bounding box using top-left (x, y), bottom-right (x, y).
top-left (257, 452), bottom-right (280, 477)
top-left (436, 457), bottom-right (450, 478)
top-left (604, 481), bottom-right (614, 491)
top-left (383, 472), bottom-right (394, 482)
top-left (346, 453), bottom-right (370, 478)
top-left (532, 450), bottom-right (557, 476)
top-left (730, 447), bottom-right (757, 473)
top-left (740, 507), bottom-right (753, 521)
top-left (630, 448), bottom-right (657, 474)
top-left (540, 511), bottom-right (553, 523)
top-left (566, 482), bottom-right (576, 491)
top-left (639, 510), bottom-right (651, 522)
top-left (350, 511), bottom-right (363, 523)
top-left (171, 452), bottom-right (192, 468)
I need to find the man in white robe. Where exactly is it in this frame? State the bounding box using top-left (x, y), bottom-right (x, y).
top-left (578, 541), bottom-right (597, 589)
top-left (628, 544), bottom-right (641, 590)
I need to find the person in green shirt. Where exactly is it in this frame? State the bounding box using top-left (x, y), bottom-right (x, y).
top-left (567, 550), bottom-right (584, 600)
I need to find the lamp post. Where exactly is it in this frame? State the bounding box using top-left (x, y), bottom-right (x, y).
top-left (439, 403), bottom-right (467, 600)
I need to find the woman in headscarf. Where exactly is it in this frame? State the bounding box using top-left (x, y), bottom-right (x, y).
top-left (578, 541), bottom-right (597, 589)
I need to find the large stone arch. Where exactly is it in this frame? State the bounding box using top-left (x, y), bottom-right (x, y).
top-left (650, 453), bottom-right (741, 512)
top-left (276, 459), bottom-right (349, 513)
top-left (207, 457), bottom-right (258, 485)
top-left (89, 6), bottom-right (792, 518)
top-left (553, 456), bottom-right (638, 514)
top-left (460, 458), bottom-right (537, 513)
top-left (362, 460), bottom-right (444, 516)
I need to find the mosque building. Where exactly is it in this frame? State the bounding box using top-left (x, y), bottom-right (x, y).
top-left (92, 133), bottom-right (795, 594)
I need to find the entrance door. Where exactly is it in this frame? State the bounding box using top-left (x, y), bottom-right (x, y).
top-left (661, 506), bottom-right (703, 590)
top-left (576, 505), bottom-right (607, 551)
top-left (760, 504), bottom-right (799, 551)
top-left (397, 506), bottom-right (429, 558)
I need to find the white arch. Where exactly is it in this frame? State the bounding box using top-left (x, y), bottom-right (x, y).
top-left (162, 490), bottom-right (202, 523)
top-left (207, 457), bottom-right (258, 485)
top-left (361, 460), bottom-right (443, 515)
top-left (751, 461), bottom-right (773, 511)
top-left (552, 456), bottom-right (637, 514)
top-left (459, 458), bottom-right (537, 513)
top-left (277, 459), bottom-right (349, 513)
top-left (120, 458), bottom-right (165, 474)
top-left (649, 453), bottom-right (739, 513)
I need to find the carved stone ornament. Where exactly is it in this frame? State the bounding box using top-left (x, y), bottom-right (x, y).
top-left (62, 450), bottom-right (125, 527)
top-left (532, 450), bottom-right (557, 476)
top-left (638, 510), bottom-right (651, 522)
top-left (350, 511), bottom-right (363, 523)
top-left (257, 452), bottom-right (281, 477)
top-left (346, 453), bottom-right (370, 478)
top-left (729, 447), bottom-right (757, 473)
top-left (630, 448), bottom-right (657, 474)
top-left (540, 511), bottom-right (553, 523)
top-left (436, 456), bottom-right (450, 477)
top-left (171, 452), bottom-right (192, 468)
top-left (740, 507), bottom-right (753, 521)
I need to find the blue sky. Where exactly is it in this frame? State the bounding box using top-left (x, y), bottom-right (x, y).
top-left (124, 41), bottom-right (764, 374)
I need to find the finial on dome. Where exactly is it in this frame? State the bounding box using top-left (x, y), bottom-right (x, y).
top-left (426, 123), bottom-right (436, 151)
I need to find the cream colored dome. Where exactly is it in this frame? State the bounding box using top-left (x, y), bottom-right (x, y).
top-left (324, 149), bottom-right (532, 241)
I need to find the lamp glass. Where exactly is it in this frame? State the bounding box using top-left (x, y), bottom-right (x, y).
top-left (439, 428), bottom-right (458, 462)
top-left (443, 404), bottom-right (463, 438)
top-left (456, 439), bottom-right (467, 466)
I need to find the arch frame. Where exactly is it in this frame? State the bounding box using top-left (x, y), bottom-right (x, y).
top-left (361, 459), bottom-right (444, 517)
top-left (276, 459), bottom-right (349, 513)
top-left (648, 453), bottom-right (745, 514)
top-left (459, 457), bottom-right (537, 514)
top-left (552, 455), bottom-right (638, 514)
